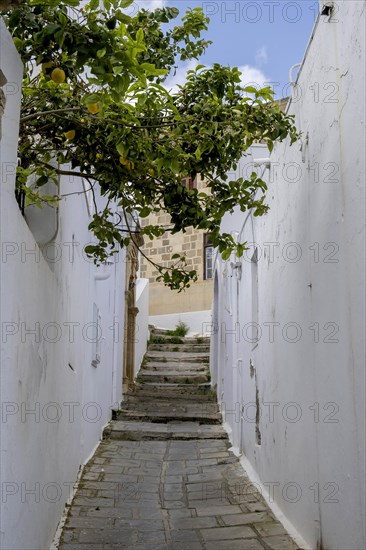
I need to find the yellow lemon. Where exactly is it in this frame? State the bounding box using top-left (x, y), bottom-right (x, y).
top-left (51, 68), bottom-right (66, 84)
top-left (87, 103), bottom-right (100, 114)
top-left (148, 168), bottom-right (155, 176)
top-left (119, 156), bottom-right (134, 170)
top-left (64, 130), bottom-right (76, 140)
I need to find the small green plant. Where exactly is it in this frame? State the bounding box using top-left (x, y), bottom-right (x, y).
top-left (167, 336), bottom-right (184, 344)
top-left (149, 336), bottom-right (165, 344)
top-left (167, 321), bottom-right (190, 337)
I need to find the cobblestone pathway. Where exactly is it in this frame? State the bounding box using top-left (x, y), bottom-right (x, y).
top-left (59, 329), bottom-right (302, 550)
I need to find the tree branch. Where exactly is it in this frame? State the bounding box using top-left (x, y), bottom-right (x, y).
top-left (40, 161), bottom-right (97, 180)
top-left (20, 107), bottom-right (82, 123)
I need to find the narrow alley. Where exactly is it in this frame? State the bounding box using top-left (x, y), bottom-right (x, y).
top-left (58, 329), bottom-right (300, 550)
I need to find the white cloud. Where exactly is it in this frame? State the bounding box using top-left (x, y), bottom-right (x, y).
top-left (134, 0), bottom-right (167, 10)
top-left (255, 46), bottom-right (268, 67)
top-left (238, 65), bottom-right (269, 90)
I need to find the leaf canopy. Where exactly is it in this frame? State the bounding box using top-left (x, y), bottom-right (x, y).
top-left (4, 0), bottom-right (299, 291)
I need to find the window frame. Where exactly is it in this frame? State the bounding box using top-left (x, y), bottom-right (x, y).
top-left (203, 233), bottom-right (214, 280)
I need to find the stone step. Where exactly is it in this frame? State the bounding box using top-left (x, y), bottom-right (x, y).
top-left (149, 332), bottom-right (210, 345)
top-left (137, 372), bottom-right (209, 384)
top-left (142, 363), bottom-right (208, 373)
top-left (121, 398), bottom-right (219, 413)
top-left (142, 360), bottom-right (208, 368)
top-left (145, 351), bottom-right (210, 363)
top-left (126, 385), bottom-right (217, 401)
top-left (147, 343), bottom-right (210, 353)
top-left (117, 409), bottom-right (222, 424)
top-left (105, 420), bottom-right (228, 441)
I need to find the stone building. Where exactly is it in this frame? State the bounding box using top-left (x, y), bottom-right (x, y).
top-left (140, 176), bottom-right (214, 317)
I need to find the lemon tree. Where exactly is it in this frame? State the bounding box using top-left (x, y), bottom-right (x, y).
top-left (4, 0), bottom-right (298, 291)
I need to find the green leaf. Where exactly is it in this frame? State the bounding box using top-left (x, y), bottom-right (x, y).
top-left (36, 175), bottom-right (49, 186)
top-left (136, 28), bottom-right (144, 44)
top-left (86, 0), bottom-right (99, 10)
top-left (139, 206), bottom-right (150, 218)
top-left (243, 86), bottom-right (258, 94)
top-left (116, 141), bottom-right (129, 156)
top-left (97, 48), bottom-right (106, 58)
top-left (221, 249), bottom-right (231, 261)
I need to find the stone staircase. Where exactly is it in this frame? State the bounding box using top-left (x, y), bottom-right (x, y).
top-left (104, 327), bottom-right (227, 441)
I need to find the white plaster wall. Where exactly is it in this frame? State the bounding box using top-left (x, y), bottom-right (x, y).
top-left (149, 309), bottom-right (212, 336)
top-left (134, 278), bottom-right (149, 378)
top-left (0, 21), bottom-right (127, 550)
top-left (212, 3), bottom-right (365, 549)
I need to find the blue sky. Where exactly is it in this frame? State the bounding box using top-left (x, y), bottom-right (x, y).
top-left (134, 0), bottom-right (317, 97)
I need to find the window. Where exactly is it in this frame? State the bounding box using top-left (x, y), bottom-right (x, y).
top-left (204, 234), bottom-right (214, 280)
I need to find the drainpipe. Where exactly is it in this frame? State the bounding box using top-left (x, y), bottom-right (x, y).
top-left (289, 63), bottom-right (302, 100)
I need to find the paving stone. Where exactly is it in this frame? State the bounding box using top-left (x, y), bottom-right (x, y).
top-left (119, 546), bottom-right (168, 550)
top-left (193, 504), bottom-right (243, 516)
top-left (164, 493), bottom-right (185, 501)
top-left (262, 534), bottom-right (301, 549)
top-left (72, 497), bottom-right (114, 508)
top-left (114, 519), bottom-right (164, 531)
top-left (77, 529), bottom-right (133, 544)
top-left (201, 525), bottom-right (256, 540)
top-left (246, 501), bottom-right (269, 513)
top-left (169, 516), bottom-right (218, 529)
top-left (171, 529), bottom-right (200, 542)
top-left (163, 500), bottom-right (186, 509)
top-left (167, 509), bottom-right (194, 519)
top-left (204, 539), bottom-right (264, 550)
top-left (131, 507), bottom-right (163, 520)
top-left (255, 521), bottom-right (288, 537)
top-left (187, 491), bottom-right (227, 502)
top-left (86, 507), bottom-right (133, 519)
top-left (200, 451), bottom-right (230, 459)
top-left (102, 474), bottom-right (139, 484)
top-left (137, 530), bottom-right (167, 543)
top-left (222, 511), bottom-right (271, 526)
top-left (187, 472), bottom-right (225, 482)
top-left (65, 517), bottom-right (115, 529)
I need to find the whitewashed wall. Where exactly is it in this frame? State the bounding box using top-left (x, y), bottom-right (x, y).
top-left (212, 3), bottom-right (365, 549)
top-left (0, 21), bottom-right (127, 550)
